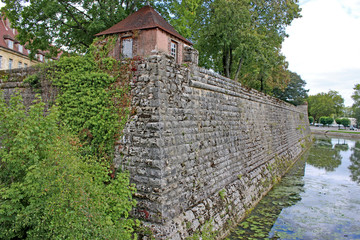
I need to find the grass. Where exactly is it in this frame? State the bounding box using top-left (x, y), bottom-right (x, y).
top-left (329, 130), bottom-right (360, 134)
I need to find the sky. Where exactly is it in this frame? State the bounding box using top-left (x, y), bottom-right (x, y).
top-left (282, 0), bottom-right (360, 107)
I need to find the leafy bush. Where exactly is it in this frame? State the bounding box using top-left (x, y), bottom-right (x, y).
top-left (319, 116), bottom-right (333, 127)
top-left (319, 116), bottom-right (327, 126)
top-left (325, 117), bottom-right (334, 126)
top-left (341, 118), bottom-right (351, 128)
top-left (0, 92), bottom-right (137, 239)
top-left (308, 116), bottom-right (314, 124)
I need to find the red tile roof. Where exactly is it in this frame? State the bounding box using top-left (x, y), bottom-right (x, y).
top-left (0, 16), bottom-right (62, 62)
top-left (0, 17), bottom-right (28, 55)
top-left (96, 5), bottom-right (192, 45)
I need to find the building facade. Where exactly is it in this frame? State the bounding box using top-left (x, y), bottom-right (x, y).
top-left (96, 5), bottom-right (197, 65)
top-left (0, 16), bottom-right (45, 70)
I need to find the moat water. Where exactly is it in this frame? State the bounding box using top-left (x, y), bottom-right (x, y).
top-left (227, 135), bottom-right (360, 240)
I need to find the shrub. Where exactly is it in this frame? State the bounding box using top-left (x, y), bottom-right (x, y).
top-left (308, 116), bottom-right (314, 124)
top-left (0, 92), bottom-right (137, 239)
top-left (341, 118), bottom-right (351, 128)
top-left (319, 116), bottom-right (327, 126)
top-left (325, 117), bottom-right (334, 126)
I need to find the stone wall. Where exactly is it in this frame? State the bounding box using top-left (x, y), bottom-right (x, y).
top-left (0, 67), bottom-right (57, 110)
top-left (1, 55), bottom-right (311, 239)
top-left (117, 53), bottom-right (311, 239)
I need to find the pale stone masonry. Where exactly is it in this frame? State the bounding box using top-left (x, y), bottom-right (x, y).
top-left (116, 53), bottom-right (311, 239)
top-left (1, 53), bottom-right (311, 239)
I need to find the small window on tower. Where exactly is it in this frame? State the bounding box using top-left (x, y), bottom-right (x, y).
top-left (121, 38), bottom-right (133, 58)
top-left (171, 41), bottom-right (177, 61)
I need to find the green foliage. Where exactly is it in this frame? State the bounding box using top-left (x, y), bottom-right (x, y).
top-left (308, 116), bottom-right (314, 124)
top-left (273, 71), bottom-right (309, 105)
top-left (326, 117), bottom-right (334, 126)
top-left (319, 116), bottom-right (326, 126)
top-left (308, 91), bottom-right (345, 121)
top-left (335, 118), bottom-right (342, 125)
top-left (188, 0), bottom-right (300, 93)
top-left (228, 157), bottom-right (306, 239)
top-left (47, 49), bottom-right (133, 160)
top-left (186, 220), bottom-right (217, 240)
top-left (352, 84), bottom-right (360, 127)
top-left (1, 0), bottom-right (163, 55)
top-left (166, 0), bottom-right (203, 40)
top-left (0, 92), bottom-right (137, 239)
top-left (334, 118), bottom-right (350, 129)
top-left (319, 116), bottom-right (333, 126)
top-left (341, 118), bottom-right (351, 128)
top-left (219, 189), bottom-right (227, 200)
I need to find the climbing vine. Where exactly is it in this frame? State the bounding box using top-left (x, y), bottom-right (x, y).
top-left (0, 92), bottom-right (137, 239)
top-left (47, 37), bottom-right (139, 161)
top-left (0, 37), bottom-right (141, 239)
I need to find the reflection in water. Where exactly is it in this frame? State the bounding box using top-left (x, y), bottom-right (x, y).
top-left (306, 138), bottom-right (343, 172)
top-left (228, 136), bottom-right (360, 239)
top-left (350, 142), bottom-right (360, 184)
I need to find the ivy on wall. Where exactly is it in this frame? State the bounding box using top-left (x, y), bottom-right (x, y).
top-left (1, 37), bottom-right (141, 239)
top-left (0, 93), bottom-right (137, 239)
top-left (46, 36), bottom-right (138, 161)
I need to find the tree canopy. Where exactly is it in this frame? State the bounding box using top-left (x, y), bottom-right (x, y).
top-left (272, 71), bottom-right (308, 106)
top-left (0, 92), bottom-right (137, 239)
top-left (3, 0), bottom-right (301, 95)
top-left (189, 0), bottom-right (301, 93)
top-left (352, 84), bottom-right (360, 127)
top-left (1, 0), bottom-right (165, 56)
top-left (308, 91), bottom-right (344, 121)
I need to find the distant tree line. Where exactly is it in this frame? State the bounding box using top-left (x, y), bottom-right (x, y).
top-left (307, 86), bottom-right (360, 129)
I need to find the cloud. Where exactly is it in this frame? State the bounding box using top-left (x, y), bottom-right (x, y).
top-left (282, 0), bottom-right (360, 106)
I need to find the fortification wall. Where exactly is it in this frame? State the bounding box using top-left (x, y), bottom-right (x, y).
top-left (117, 53), bottom-right (311, 239)
top-left (1, 55), bottom-right (311, 239)
top-left (0, 67), bottom-right (57, 110)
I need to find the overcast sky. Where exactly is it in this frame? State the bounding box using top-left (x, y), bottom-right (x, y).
top-left (282, 0), bottom-right (360, 107)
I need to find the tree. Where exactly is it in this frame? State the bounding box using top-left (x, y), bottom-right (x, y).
top-left (319, 116), bottom-right (327, 126)
top-left (307, 91), bottom-right (345, 122)
top-left (165, 0), bottom-right (203, 40)
top-left (352, 84), bottom-right (360, 127)
top-left (325, 117), bottom-right (334, 126)
top-left (309, 116), bottom-right (314, 125)
top-left (1, 0), bottom-right (163, 56)
top-left (343, 106), bottom-right (354, 118)
top-left (341, 118), bottom-right (351, 129)
top-left (0, 92), bottom-right (137, 239)
top-left (273, 71), bottom-right (309, 105)
top-left (328, 90), bottom-right (344, 117)
top-left (190, 0), bottom-right (300, 93)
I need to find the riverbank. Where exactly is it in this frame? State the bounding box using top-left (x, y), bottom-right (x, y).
top-left (310, 126), bottom-right (360, 139)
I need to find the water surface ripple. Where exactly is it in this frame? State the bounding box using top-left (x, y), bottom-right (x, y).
top-left (227, 136), bottom-right (360, 240)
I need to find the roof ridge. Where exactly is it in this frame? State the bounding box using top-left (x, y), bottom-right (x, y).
top-left (96, 5), bottom-right (192, 45)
